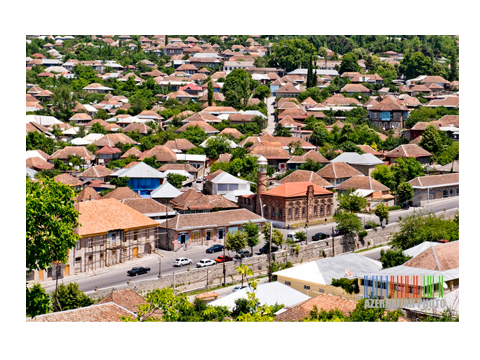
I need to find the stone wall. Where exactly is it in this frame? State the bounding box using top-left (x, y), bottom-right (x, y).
top-left (86, 208), bottom-right (458, 300)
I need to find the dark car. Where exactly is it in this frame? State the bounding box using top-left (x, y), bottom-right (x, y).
top-left (127, 266), bottom-right (150, 276)
top-left (235, 250), bottom-right (252, 259)
top-left (206, 244), bottom-right (224, 253)
top-left (312, 232), bottom-right (330, 241)
top-left (401, 203), bottom-right (410, 210)
top-left (333, 230), bottom-right (345, 237)
top-left (259, 244), bottom-right (279, 254)
top-left (215, 255), bottom-right (233, 263)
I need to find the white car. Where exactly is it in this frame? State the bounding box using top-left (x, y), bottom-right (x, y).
top-left (196, 259), bottom-right (216, 268)
top-left (173, 257), bottom-right (192, 267)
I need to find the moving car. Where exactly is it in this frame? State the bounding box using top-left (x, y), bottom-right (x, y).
top-left (206, 244), bottom-right (224, 253)
top-left (215, 255), bottom-right (233, 263)
top-left (127, 267), bottom-right (150, 276)
top-left (235, 250), bottom-right (252, 259)
top-left (312, 232), bottom-right (330, 241)
top-left (333, 230), bottom-right (345, 237)
top-left (173, 257), bottom-right (192, 267)
top-left (196, 259), bottom-right (216, 268)
top-left (286, 232), bottom-right (303, 243)
top-left (259, 244), bottom-right (279, 254)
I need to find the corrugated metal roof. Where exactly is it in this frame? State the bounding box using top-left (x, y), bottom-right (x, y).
top-left (112, 162), bottom-right (165, 179)
top-left (372, 266), bottom-right (459, 281)
top-left (331, 152), bottom-right (384, 166)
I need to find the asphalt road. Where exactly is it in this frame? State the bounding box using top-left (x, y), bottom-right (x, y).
top-left (42, 198), bottom-right (458, 294)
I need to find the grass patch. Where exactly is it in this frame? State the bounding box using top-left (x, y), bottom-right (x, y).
top-left (355, 244), bottom-right (388, 253)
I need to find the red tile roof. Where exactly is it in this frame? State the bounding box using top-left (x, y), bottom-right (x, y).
top-left (265, 181), bottom-right (332, 197)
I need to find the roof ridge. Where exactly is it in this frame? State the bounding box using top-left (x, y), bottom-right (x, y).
top-left (431, 246), bottom-right (442, 271)
top-left (332, 163), bottom-right (337, 178)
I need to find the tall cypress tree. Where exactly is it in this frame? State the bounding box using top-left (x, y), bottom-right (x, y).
top-left (449, 52), bottom-right (458, 82)
top-left (207, 81), bottom-right (214, 106)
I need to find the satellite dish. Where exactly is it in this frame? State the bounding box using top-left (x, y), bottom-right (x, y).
top-left (69, 162), bottom-right (73, 166)
top-left (345, 268), bottom-right (353, 277)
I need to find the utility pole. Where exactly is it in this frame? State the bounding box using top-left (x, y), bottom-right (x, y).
top-left (268, 222), bottom-right (272, 282)
top-left (331, 226), bottom-right (335, 257)
top-left (206, 268), bottom-right (209, 289)
top-left (427, 187), bottom-right (430, 212)
top-left (305, 221), bottom-right (308, 245)
top-left (223, 240), bottom-right (226, 286)
top-left (173, 271), bottom-right (175, 295)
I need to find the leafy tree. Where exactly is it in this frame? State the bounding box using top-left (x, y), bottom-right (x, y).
top-left (182, 125), bottom-right (208, 146)
top-left (186, 147), bottom-right (206, 155)
top-left (309, 121), bottom-right (329, 146)
top-left (399, 51), bottom-right (432, 79)
top-left (26, 283), bottom-right (51, 318)
top-left (261, 223), bottom-right (284, 247)
top-left (225, 230), bottom-right (248, 254)
top-left (243, 221), bottom-right (261, 255)
top-left (26, 131), bottom-right (56, 154)
top-left (337, 189), bottom-right (368, 213)
top-left (374, 203), bottom-right (390, 226)
top-left (379, 249), bottom-right (412, 269)
top-left (275, 124), bottom-right (292, 137)
top-left (166, 173), bottom-right (187, 188)
top-left (288, 140), bottom-right (304, 156)
top-left (397, 182), bottom-right (414, 204)
top-left (35, 169), bottom-right (61, 179)
top-left (51, 85), bottom-right (77, 121)
top-left (419, 124), bottom-right (442, 156)
top-left (338, 52), bottom-right (361, 74)
top-left (294, 230), bottom-right (306, 243)
top-left (269, 38), bottom-right (316, 72)
top-left (110, 176), bottom-right (130, 188)
top-left (207, 81), bottom-right (214, 106)
top-left (52, 282), bottom-right (94, 311)
top-left (26, 178), bottom-right (80, 312)
top-left (349, 299), bottom-right (405, 322)
top-left (449, 51), bottom-right (458, 82)
top-left (392, 157), bottom-right (424, 188)
top-left (333, 211), bottom-right (363, 240)
top-left (297, 158), bottom-right (324, 172)
top-left (203, 135), bottom-right (232, 160)
top-left (252, 115), bottom-right (267, 131)
top-left (390, 211), bottom-right (459, 250)
top-left (236, 264), bottom-right (254, 288)
top-left (436, 141), bottom-right (459, 166)
top-left (371, 164), bottom-right (395, 190)
top-left (221, 69), bottom-right (255, 104)
top-left (331, 278), bottom-right (360, 294)
top-left (253, 84), bottom-right (271, 99)
top-left (89, 122), bottom-right (107, 135)
top-left (224, 90), bottom-right (242, 109)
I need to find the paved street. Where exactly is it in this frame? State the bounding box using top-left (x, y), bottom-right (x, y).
top-left (41, 198), bottom-right (458, 294)
top-left (265, 96), bottom-right (276, 134)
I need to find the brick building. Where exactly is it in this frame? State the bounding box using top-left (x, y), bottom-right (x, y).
top-left (408, 173), bottom-right (459, 207)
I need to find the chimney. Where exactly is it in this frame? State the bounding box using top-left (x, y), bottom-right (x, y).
top-left (437, 239), bottom-right (449, 243)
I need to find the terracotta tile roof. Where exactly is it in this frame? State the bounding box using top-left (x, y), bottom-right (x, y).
top-left (49, 123), bottom-right (73, 131)
top-left (356, 145), bottom-right (382, 156)
top-left (158, 163), bottom-right (198, 173)
top-left (301, 97), bottom-right (316, 105)
top-left (160, 209), bottom-right (262, 230)
top-left (401, 97), bottom-right (421, 107)
top-left (306, 111), bottom-right (326, 119)
top-left (431, 115), bottom-right (459, 128)
top-left (340, 84), bottom-right (371, 93)
top-left (276, 294), bottom-right (356, 322)
top-left (322, 94), bottom-right (360, 106)
top-left (316, 162), bottom-right (363, 179)
top-left (216, 153), bottom-right (232, 163)
top-left (278, 115), bottom-right (305, 128)
top-left (26, 156), bottom-right (54, 170)
top-left (418, 76), bottom-right (450, 85)
top-left (50, 146), bottom-right (95, 161)
top-left (54, 173), bottom-right (84, 187)
top-left (95, 146), bottom-right (122, 155)
top-left (227, 113), bottom-right (256, 122)
top-left (182, 195), bottom-right (239, 211)
top-left (384, 144), bottom-right (432, 159)
top-left (363, 97), bottom-right (379, 107)
top-left (249, 143), bottom-right (291, 159)
top-left (205, 169), bottom-right (224, 181)
top-left (340, 72), bottom-right (362, 78)
top-left (102, 186), bottom-right (142, 200)
top-left (26, 122), bottom-right (50, 134)
top-left (411, 122), bottom-right (438, 131)
top-left (175, 121), bottom-right (219, 134)
top-left (78, 165), bottom-right (114, 179)
top-left (84, 119), bottom-right (109, 128)
top-left (265, 181), bottom-right (332, 198)
top-left (170, 189), bottom-right (203, 208)
top-left (26, 93), bottom-right (40, 102)
top-left (27, 302), bottom-right (136, 322)
top-left (276, 83), bottom-right (301, 94)
top-left (121, 198), bottom-right (172, 215)
top-left (121, 147), bottom-right (142, 159)
top-left (410, 84), bottom-right (432, 93)
top-left (76, 187), bottom-right (102, 202)
top-left (219, 128), bottom-right (243, 139)
top-left (259, 134), bottom-right (314, 149)
top-left (408, 173), bottom-right (459, 188)
top-left (137, 110), bottom-right (163, 119)
top-left (122, 161), bottom-right (140, 169)
top-left (334, 175), bottom-right (390, 191)
top-left (95, 133), bottom-right (138, 147)
top-left (75, 198), bottom-right (159, 236)
top-left (211, 72), bottom-right (226, 80)
top-left (403, 241), bottom-right (458, 271)
top-left (409, 135), bottom-right (422, 145)
top-left (277, 170), bottom-right (332, 188)
top-left (163, 139), bottom-right (196, 151)
top-left (287, 150), bottom-right (330, 164)
top-left (278, 107), bottom-right (308, 120)
top-left (436, 160), bottom-right (459, 173)
top-left (369, 95), bottom-right (408, 111)
top-left (138, 145), bottom-right (177, 162)
top-left (123, 123), bottom-right (153, 134)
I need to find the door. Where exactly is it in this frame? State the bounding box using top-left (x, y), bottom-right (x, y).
top-left (133, 247), bottom-right (138, 258)
top-left (38, 269), bottom-right (43, 282)
top-left (64, 265), bottom-right (70, 277)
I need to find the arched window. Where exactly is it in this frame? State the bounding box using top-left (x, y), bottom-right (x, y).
top-left (295, 208), bottom-right (299, 218)
top-left (443, 189), bottom-right (448, 198)
top-left (264, 207), bottom-right (268, 217)
top-left (327, 205), bottom-right (331, 214)
top-left (314, 206), bottom-right (317, 215)
top-left (450, 188), bottom-right (455, 197)
top-left (320, 205), bottom-right (324, 214)
top-left (288, 208), bottom-right (292, 218)
top-left (279, 209), bottom-right (283, 219)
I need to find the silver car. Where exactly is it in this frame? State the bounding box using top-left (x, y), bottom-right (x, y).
top-left (173, 257), bottom-right (192, 267)
top-left (196, 259), bottom-right (216, 268)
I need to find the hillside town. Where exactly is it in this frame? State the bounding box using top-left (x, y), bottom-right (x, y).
top-left (26, 34), bottom-right (459, 323)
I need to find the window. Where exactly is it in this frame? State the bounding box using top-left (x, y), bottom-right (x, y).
top-left (302, 207), bottom-right (306, 217)
top-left (443, 189), bottom-right (449, 198)
top-left (450, 188), bottom-right (455, 197)
top-left (304, 285), bottom-right (310, 290)
top-left (320, 205), bottom-right (324, 214)
top-left (285, 281), bottom-right (291, 286)
top-left (26, 271), bottom-right (34, 281)
top-left (327, 205), bottom-right (331, 214)
top-left (206, 230), bottom-right (213, 241)
top-left (76, 241), bottom-right (81, 250)
top-left (314, 206), bottom-right (317, 215)
top-left (217, 228), bottom-right (225, 241)
top-left (218, 184), bottom-right (228, 191)
top-left (228, 184), bottom-right (239, 191)
top-left (279, 209), bottom-right (283, 219)
top-left (373, 122), bottom-right (377, 127)
top-left (88, 239), bottom-right (93, 248)
top-left (295, 208), bottom-right (299, 218)
top-left (318, 288), bottom-right (324, 293)
top-left (457, 188), bottom-right (459, 196)
top-left (396, 122), bottom-right (399, 128)
top-left (264, 207), bottom-right (268, 217)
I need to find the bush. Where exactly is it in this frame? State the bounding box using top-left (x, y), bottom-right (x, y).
top-left (358, 230), bottom-right (368, 241)
top-left (386, 205), bottom-right (401, 211)
top-left (365, 220), bottom-right (379, 229)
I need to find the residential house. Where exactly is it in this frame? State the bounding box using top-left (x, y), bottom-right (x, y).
top-left (27, 303), bottom-right (137, 322)
top-left (78, 165), bottom-right (114, 183)
top-left (249, 143), bottom-right (291, 173)
top-left (383, 144), bottom-right (432, 165)
top-left (286, 150), bottom-right (330, 170)
top-left (316, 162), bottom-right (363, 187)
top-left (219, 128), bottom-right (243, 139)
top-left (121, 147), bottom-right (142, 159)
top-left (334, 175), bottom-right (394, 208)
top-left (157, 209), bottom-right (265, 250)
top-left (275, 170), bottom-right (333, 189)
top-left (223, 61), bottom-right (255, 72)
top-left (94, 133), bottom-right (139, 148)
top-left (54, 173), bottom-right (84, 191)
top-left (122, 123), bottom-right (154, 136)
top-left (424, 96), bottom-right (459, 109)
top-left (95, 146), bottom-right (122, 165)
top-left (436, 160), bottom-right (459, 174)
top-left (26, 156), bottom-right (54, 171)
top-left (368, 95), bottom-right (410, 131)
top-left (49, 146), bottom-right (95, 169)
top-left (158, 163), bottom-right (199, 180)
top-left (150, 181), bottom-right (183, 205)
top-left (110, 162), bottom-right (165, 197)
top-left (330, 152), bottom-right (384, 176)
top-left (120, 198), bottom-right (176, 222)
top-left (340, 83), bottom-right (371, 96)
top-left (137, 145), bottom-right (178, 163)
top-left (82, 83), bottom-right (114, 94)
top-left (163, 139), bottom-right (197, 153)
top-left (408, 173), bottom-right (459, 207)
top-left (204, 170), bottom-right (251, 196)
top-left (76, 187), bottom-right (102, 202)
top-left (102, 186), bottom-right (142, 201)
top-left (174, 121), bottom-right (220, 135)
top-left (275, 83), bottom-right (302, 98)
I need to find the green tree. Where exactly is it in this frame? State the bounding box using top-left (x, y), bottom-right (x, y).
top-left (379, 249), bottom-right (412, 269)
top-left (182, 125), bottom-right (208, 146)
top-left (225, 230), bottom-right (248, 254)
top-left (294, 230), bottom-right (306, 243)
top-left (297, 158), bottom-right (323, 172)
top-left (374, 203), bottom-right (390, 226)
top-left (89, 122), bottom-right (107, 135)
top-left (338, 52), bottom-right (361, 74)
top-left (399, 52), bottom-right (432, 79)
top-left (207, 81), bottom-right (214, 106)
top-left (449, 51), bottom-right (458, 82)
top-left (236, 264), bottom-right (254, 288)
top-left (337, 189), bottom-right (368, 213)
top-left (275, 124), bottom-right (292, 137)
top-left (392, 157), bottom-right (424, 188)
top-left (51, 85), bottom-right (77, 121)
top-left (26, 283), bottom-right (51, 318)
top-left (52, 282), bottom-right (94, 311)
top-left (331, 278), bottom-right (360, 294)
top-left (349, 298), bottom-right (405, 322)
top-left (166, 173), bottom-right (187, 188)
top-left (396, 182), bottom-right (414, 205)
top-left (253, 84), bottom-right (271, 100)
top-left (261, 223), bottom-right (284, 247)
top-left (419, 124), bottom-right (442, 156)
top-left (203, 135), bottom-right (232, 160)
top-left (224, 90), bottom-right (242, 109)
top-left (243, 221), bottom-right (260, 255)
top-left (26, 178), bottom-right (80, 313)
top-left (371, 164), bottom-right (395, 190)
top-left (186, 147), bottom-right (206, 155)
top-left (390, 211), bottom-right (459, 250)
top-left (309, 121), bottom-right (329, 146)
top-left (333, 211), bottom-right (363, 246)
top-left (26, 131), bottom-right (56, 154)
top-left (269, 38), bottom-right (316, 72)
top-left (110, 176), bottom-right (130, 187)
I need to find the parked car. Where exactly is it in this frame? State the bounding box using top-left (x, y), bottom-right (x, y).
top-left (401, 203), bottom-right (410, 210)
top-left (232, 285), bottom-right (249, 292)
top-left (333, 230), bottom-right (345, 237)
top-left (215, 255), bottom-right (233, 263)
top-left (235, 250), bottom-right (252, 259)
top-left (206, 244), bottom-right (224, 253)
top-left (173, 257), bottom-right (192, 267)
top-left (196, 259), bottom-right (216, 268)
top-left (127, 267), bottom-right (150, 276)
top-left (259, 244), bottom-right (279, 254)
top-left (286, 232), bottom-right (303, 243)
top-left (312, 232), bottom-right (329, 241)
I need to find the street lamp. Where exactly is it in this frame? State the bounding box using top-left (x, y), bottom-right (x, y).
top-left (158, 258), bottom-right (161, 278)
